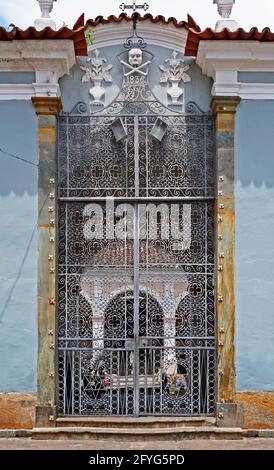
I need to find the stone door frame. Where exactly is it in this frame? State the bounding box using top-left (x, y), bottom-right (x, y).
top-left (33, 95), bottom-right (240, 427)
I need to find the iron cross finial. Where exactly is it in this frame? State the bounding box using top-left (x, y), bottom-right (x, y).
top-left (119, 1), bottom-right (149, 13)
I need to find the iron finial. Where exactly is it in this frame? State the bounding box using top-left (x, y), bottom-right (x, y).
top-left (120, 1), bottom-right (149, 13)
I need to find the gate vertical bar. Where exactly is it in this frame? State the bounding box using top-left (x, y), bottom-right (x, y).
top-left (134, 115), bottom-right (140, 415)
top-left (134, 116), bottom-right (139, 198)
top-left (133, 203), bottom-right (140, 416)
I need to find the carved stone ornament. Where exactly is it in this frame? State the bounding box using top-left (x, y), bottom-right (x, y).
top-left (80, 49), bottom-right (113, 106)
top-left (213, 0), bottom-right (238, 32)
top-left (213, 0), bottom-right (235, 19)
top-left (34, 0), bottom-right (57, 30)
top-left (159, 51), bottom-right (191, 105)
top-left (120, 48), bottom-right (151, 78)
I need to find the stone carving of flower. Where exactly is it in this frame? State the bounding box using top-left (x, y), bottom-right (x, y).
top-left (80, 49), bottom-right (113, 105)
top-left (80, 49), bottom-right (113, 85)
top-left (159, 51), bottom-right (191, 84)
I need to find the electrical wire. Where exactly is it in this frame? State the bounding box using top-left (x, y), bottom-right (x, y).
top-left (0, 146), bottom-right (38, 167)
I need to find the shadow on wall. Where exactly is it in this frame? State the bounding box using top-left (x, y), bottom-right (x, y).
top-left (0, 101), bottom-right (37, 196)
top-left (236, 100), bottom-right (274, 188)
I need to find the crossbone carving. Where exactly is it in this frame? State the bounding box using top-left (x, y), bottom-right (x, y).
top-left (120, 60), bottom-right (151, 77)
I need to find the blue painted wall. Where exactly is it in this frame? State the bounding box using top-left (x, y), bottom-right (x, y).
top-left (238, 72), bottom-right (274, 83)
top-left (0, 72), bottom-right (35, 84)
top-left (0, 101), bottom-right (37, 393)
top-left (235, 100), bottom-right (274, 391)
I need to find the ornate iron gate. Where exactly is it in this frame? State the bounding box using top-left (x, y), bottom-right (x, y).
top-left (57, 99), bottom-right (215, 416)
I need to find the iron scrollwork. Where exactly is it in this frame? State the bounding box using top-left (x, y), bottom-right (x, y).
top-left (58, 51), bottom-right (215, 416)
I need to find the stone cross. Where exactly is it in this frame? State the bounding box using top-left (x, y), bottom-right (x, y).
top-left (119, 0), bottom-right (149, 13)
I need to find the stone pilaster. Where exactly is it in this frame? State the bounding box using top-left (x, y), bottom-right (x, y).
top-left (211, 96), bottom-right (241, 427)
top-left (32, 97), bottom-right (62, 427)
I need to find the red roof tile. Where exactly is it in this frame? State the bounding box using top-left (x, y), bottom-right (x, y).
top-left (85, 12), bottom-right (191, 29)
top-left (0, 14), bottom-right (87, 56)
top-left (2, 10), bottom-right (273, 60)
top-left (185, 26), bottom-right (274, 57)
top-left (86, 12), bottom-right (274, 57)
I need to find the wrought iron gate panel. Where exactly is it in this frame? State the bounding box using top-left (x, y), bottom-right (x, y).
top-left (57, 108), bottom-right (216, 416)
top-left (58, 115), bottom-right (136, 198)
top-left (58, 112), bottom-right (214, 199)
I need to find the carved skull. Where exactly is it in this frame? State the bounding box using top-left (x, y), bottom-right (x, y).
top-left (128, 48), bottom-right (143, 67)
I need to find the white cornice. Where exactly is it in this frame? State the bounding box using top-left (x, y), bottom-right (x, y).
top-left (197, 41), bottom-right (274, 99)
top-left (90, 22), bottom-right (188, 54)
top-left (0, 40), bottom-right (75, 74)
top-left (0, 40), bottom-right (76, 99)
top-left (213, 82), bottom-right (274, 100)
top-left (0, 83), bottom-right (60, 100)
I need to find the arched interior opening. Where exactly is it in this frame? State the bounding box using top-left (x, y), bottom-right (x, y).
top-left (104, 290), bottom-right (164, 376)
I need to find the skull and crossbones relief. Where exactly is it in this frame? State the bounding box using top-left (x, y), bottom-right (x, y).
top-left (128, 48), bottom-right (143, 66)
top-left (120, 48), bottom-right (151, 77)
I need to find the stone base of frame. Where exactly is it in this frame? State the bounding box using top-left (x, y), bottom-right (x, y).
top-left (216, 402), bottom-right (243, 428)
top-left (1, 393), bottom-right (274, 430)
top-left (35, 405), bottom-right (57, 428)
top-left (0, 394), bottom-right (36, 429)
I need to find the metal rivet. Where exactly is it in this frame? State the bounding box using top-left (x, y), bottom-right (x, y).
top-left (218, 412), bottom-right (224, 419)
top-left (221, 399), bottom-right (226, 404)
top-left (47, 401), bottom-right (53, 407)
top-left (219, 176), bottom-right (224, 182)
top-left (219, 204), bottom-right (225, 210)
top-left (49, 193), bottom-right (55, 199)
top-left (218, 216), bottom-right (224, 223)
top-left (219, 369), bottom-right (224, 376)
top-left (218, 341), bottom-right (224, 347)
top-left (49, 343), bottom-right (55, 350)
top-left (218, 295), bottom-right (224, 303)
top-left (49, 372), bottom-right (55, 378)
top-left (219, 327), bottom-right (225, 334)
top-left (219, 252), bottom-right (225, 259)
top-left (48, 330), bottom-right (54, 336)
top-left (49, 219), bottom-right (55, 226)
top-left (49, 415), bottom-right (55, 422)
top-left (49, 298), bottom-right (55, 305)
top-left (49, 267), bottom-right (55, 274)
top-left (48, 207), bottom-right (54, 213)
top-left (218, 191), bottom-right (223, 197)
top-left (49, 178), bottom-right (55, 184)
top-left (48, 255), bottom-right (54, 261)
top-left (218, 265), bottom-right (224, 272)
top-left (218, 234), bottom-right (223, 241)
top-left (49, 237), bottom-right (55, 243)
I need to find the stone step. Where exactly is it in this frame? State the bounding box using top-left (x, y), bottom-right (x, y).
top-left (56, 416), bottom-right (216, 429)
top-left (32, 426), bottom-right (243, 441)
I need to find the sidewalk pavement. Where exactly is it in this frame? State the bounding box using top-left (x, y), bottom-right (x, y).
top-left (0, 438), bottom-right (273, 450)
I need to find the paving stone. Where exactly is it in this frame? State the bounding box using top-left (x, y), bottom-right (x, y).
top-left (0, 438), bottom-right (274, 450)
